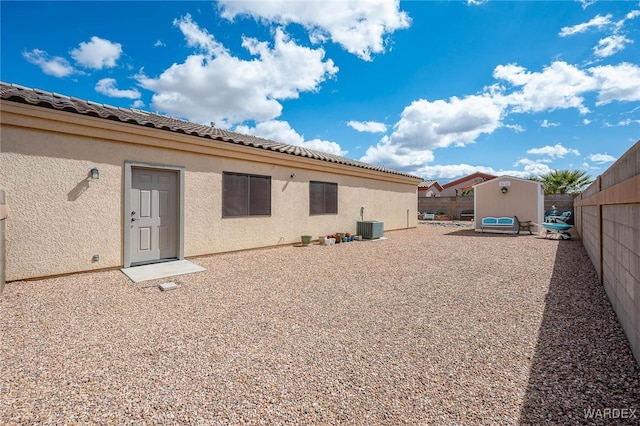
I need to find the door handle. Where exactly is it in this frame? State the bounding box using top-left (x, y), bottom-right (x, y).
top-left (131, 217), bottom-right (138, 222)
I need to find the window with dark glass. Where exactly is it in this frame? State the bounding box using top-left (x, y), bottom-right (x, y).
top-left (310, 181), bottom-right (338, 215)
top-left (222, 172), bottom-right (271, 217)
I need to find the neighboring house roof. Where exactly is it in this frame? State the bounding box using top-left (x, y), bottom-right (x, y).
top-left (457, 182), bottom-right (477, 192)
top-left (417, 180), bottom-right (444, 191)
top-left (442, 172), bottom-right (497, 189)
top-left (0, 82), bottom-right (421, 180)
top-left (418, 179), bottom-right (436, 187)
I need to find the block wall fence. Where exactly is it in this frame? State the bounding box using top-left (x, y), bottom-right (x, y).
top-left (418, 194), bottom-right (575, 220)
top-left (574, 140), bottom-right (640, 365)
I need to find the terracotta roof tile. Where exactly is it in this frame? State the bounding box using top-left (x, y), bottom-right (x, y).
top-left (418, 179), bottom-right (437, 188)
top-left (441, 172), bottom-right (497, 189)
top-left (1, 82), bottom-right (421, 180)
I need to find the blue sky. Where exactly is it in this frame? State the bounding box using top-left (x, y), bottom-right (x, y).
top-left (2, 1), bottom-right (639, 182)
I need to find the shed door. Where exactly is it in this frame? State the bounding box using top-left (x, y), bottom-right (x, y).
top-left (129, 168), bottom-right (178, 265)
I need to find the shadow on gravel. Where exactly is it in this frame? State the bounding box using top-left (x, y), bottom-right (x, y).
top-left (440, 228), bottom-right (530, 238)
top-left (518, 239), bottom-right (640, 425)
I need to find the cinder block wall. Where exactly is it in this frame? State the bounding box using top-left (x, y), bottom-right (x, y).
top-left (544, 194), bottom-right (576, 217)
top-left (419, 194), bottom-right (574, 221)
top-left (418, 195), bottom-right (474, 219)
top-left (575, 140), bottom-right (640, 365)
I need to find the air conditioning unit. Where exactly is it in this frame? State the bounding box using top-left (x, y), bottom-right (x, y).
top-left (357, 221), bottom-right (384, 239)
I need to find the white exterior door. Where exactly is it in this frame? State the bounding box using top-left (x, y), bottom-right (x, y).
top-left (129, 168), bottom-right (178, 265)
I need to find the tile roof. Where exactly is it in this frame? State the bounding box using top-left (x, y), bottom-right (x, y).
top-left (417, 180), bottom-right (444, 192)
top-left (441, 172), bottom-right (496, 189)
top-left (1, 82), bottom-right (421, 180)
top-left (418, 179), bottom-right (438, 188)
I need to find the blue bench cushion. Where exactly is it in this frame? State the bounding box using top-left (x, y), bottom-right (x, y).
top-left (481, 217), bottom-right (516, 234)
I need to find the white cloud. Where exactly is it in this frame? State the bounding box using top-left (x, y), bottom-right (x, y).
top-left (22, 49), bottom-right (75, 77)
top-left (493, 61), bottom-right (640, 113)
top-left (559, 14), bottom-right (612, 37)
top-left (593, 35), bottom-right (632, 58)
top-left (218, 0), bottom-right (411, 61)
top-left (605, 118), bottom-right (640, 127)
top-left (615, 9), bottom-right (640, 31)
top-left (511, 158), bottom-right (553, 176)
top-left (233, 120), bottom-right (347, 156)
top-left (590, 62), bottom-right (640, 105)
top-left (527, 143), bottom-right (580, 159)
top-left (95, 78), bottom-right (141, 99)
top-left (558, 9), bottom-right (639, 59)
top-left (579, 0), bottom-right (597, 9)
top-left (154, 40), bottom-right (166, 47)
top-left (347, 120), bottom-right (387, 133)
top-left (70, 36), bottom-right (122, 69)
top-left (617, 118), bottom-right (640, 126)
top-left (360, 94), bottom-right (504, 170)
top-left (413, 164), bottom-right (496, 180)
top-left (303, 138), bottom-right (348, 156)
top-left (136, 15), bottom-right (338, 127)
top-left (131, 100), bottom-right (145, 109)
top-left (588, 153), bottom-right (617, 163)
top-left (360, 136), bottom-right (436, 171)
top-left (391, 95), bottom-right (504, 150)
top-left (504, 124), bottom-right (525, 132)
top-left (493, 61), bottom-right (597, 114)
top-left (541, 119), bottom-right (560, 127)
top-left (514, 157), bottom-right (549, 165)
top-left (360, 58), bottom-right (639, 177)
top-left (625, 10), bottom-right (640, 20)
top-left (414, 162), bottom-right (545, 180)
top-left (174, 14), bottom-right (227, 56)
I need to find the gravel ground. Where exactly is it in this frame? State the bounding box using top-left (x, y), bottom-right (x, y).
top-left (1, 224), bottom-right (639, 425)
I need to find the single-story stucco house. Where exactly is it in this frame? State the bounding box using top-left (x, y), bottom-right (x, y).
top-left (439, 172), bottom-right (496, 197)
top-left (473, 176), bottom-right (544, 233)
top-left (0, 82), bottom-right (422, 281)
top-left (417, 180), bottom-right (444, 198)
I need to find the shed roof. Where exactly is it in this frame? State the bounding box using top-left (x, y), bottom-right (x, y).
top-left (1, 82), bottom-right (421, 180)
top-left (473, 175), bottom-right (543, 188)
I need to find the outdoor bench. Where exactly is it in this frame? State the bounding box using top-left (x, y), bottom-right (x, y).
top-left (460, 209), bottom-right (474, 220)
top-left (480, 216), bottom-right (516, 234)
top-left (420, 213), bottom-right (435, 220)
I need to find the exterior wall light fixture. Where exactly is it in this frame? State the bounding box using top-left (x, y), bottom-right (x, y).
top-left (501, 187), bottom-right (508, 194)
top-left (90, 167), bottom-right (100, 180)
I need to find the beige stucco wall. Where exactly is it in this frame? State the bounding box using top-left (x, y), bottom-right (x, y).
top-left (1, 102), bottom-right (420, 281)
top-left (474, 177), bottom-right (544, 233)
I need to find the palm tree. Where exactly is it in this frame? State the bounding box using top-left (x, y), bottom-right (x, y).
top-left (534, 169), bottom-right (593, 194)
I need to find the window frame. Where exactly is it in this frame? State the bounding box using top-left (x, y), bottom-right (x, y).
top-left (309, 180), bottom-right (338, 215)
top-left (222, 172), bottom-right (272, 218)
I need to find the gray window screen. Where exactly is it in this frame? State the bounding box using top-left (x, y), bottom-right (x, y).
top-left (223, 172), bottom-right (271, 217)
top-left (310, 181), bottom-right (337, 215)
